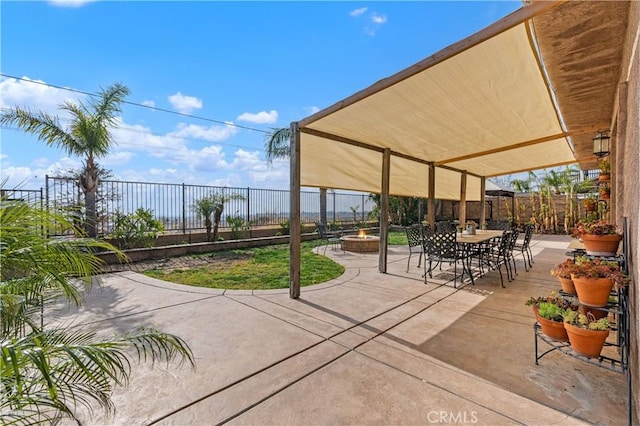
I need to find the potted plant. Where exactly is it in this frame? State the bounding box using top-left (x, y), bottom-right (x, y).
top-left (582, 194), bottom-right (598, 212)
top-left (525, 292), bottom-right (576, 341)
top-left (569, 257), bottom-right (629, 307)
top-left (599, 181), bottom-right (611, 200)
top-left (550, 258), bottom-right (577, 294)
top-left (598, 158), bottom-right (611, 181)
top-left (562, 310), bottom-right (610, 358)
top-left (571, 220), bottom-right (622, 256)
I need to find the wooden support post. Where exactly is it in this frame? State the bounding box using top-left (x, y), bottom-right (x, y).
top-left (480, 176), bottom-right (486, 227)
top-left (459, 171), bottom-right (467, 226)
top-left (428, 163), bottom-right (436, 229)
top-left (289, 122), bottom-right (301, 299)
top-left (379, 148), bottom-right (391, 273)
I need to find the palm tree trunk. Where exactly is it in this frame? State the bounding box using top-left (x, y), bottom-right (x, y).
top-left (85, 190), bottom-right (97, 237)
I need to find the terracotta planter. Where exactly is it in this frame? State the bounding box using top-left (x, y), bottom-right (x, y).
top-left (564, 322), bottom-right (609, 358)
top-left (598, 173), bottom-right (610, 181)
top-left (571, 275), bottom-right (614, 307)
top-left (558, 277), bottom-right (576, 295)
top-left (580, 233), bottom-right (622, 256)
top-left (582, 200), bottom-right (597, 212)
top-left (535, 311), bottom-right (569, 341)
top-left (579, 305), bottom-right (609, 321)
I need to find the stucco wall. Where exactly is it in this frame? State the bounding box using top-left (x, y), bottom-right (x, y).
top-left (615, 1), bottom-right (639, 420)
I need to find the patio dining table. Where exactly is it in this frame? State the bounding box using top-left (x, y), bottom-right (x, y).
top-left (456, 229), bottom-right (504, 244)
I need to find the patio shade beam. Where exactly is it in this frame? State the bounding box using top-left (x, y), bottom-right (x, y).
top-left (484, 160), bottom-right (577, 178)
top-left (289, 122), bottom-right (301, 299)
top-left (428, 163), bottom-right (435, 228)
top-left (480, 177), bottom-right (486, 226)
top-left (459, 171), bottom-right (467, 225)
top-left (379, 148), bottom-right (391, 273)
top-left (437, 126), bottom-right (600, 166)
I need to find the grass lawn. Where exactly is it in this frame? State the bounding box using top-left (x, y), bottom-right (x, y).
top-left (143, 231), bottom-right (407, 290)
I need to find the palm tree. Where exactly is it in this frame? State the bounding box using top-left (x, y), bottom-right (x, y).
top-left (0, 83), bottom-right (130, 237)
top-left (264, 127), bottom-right (328, 227)
top-left (191, 192), bottom-right (245, 241)
top-left (0, 197), bottom-right (195, 424)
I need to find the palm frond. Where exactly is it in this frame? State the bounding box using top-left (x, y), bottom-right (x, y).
top-left (264, 127), bottom-right (291, 162)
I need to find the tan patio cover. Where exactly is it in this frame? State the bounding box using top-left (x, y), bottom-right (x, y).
top-left (298, 2), bottom-right (577, 201)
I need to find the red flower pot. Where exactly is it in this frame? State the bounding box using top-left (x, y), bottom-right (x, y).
top-left (558, 277), bottom-right (576, 295)
top-left (535, 312), bottom-right (569, 341)
top-left (571, 275), bottom-right (614, 307)
top-left (564, 322), bottom-right (609, 358)
top-left (581, 233), bottom-right (622, 256)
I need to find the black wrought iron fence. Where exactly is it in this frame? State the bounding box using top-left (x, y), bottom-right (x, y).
top-left (27, 176), bottom-right (375, 236)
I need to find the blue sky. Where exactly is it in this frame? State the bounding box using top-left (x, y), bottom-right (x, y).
top-left (1, 0), bottom-right (521, 190)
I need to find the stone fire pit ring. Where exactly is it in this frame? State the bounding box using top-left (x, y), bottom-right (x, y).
top-left (340, 235), bottom-right (380, 253)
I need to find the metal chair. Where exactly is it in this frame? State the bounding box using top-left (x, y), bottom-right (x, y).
top-left (424, 230), bottom-right (474, 288)
top-left (505, 229), bottom-right (520, 281)
top-left (405, 224), bottom-right (424, 272)
top-left (513, 224), bottom-right (535, 271)
top-left (483, 232), bottom-right (511, 288)
top-left (316, 223), bottom-right (341, 254)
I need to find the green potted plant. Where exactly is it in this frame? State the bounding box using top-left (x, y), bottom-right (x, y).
top-left (550, 258), bottom-right (577, 294)
top-left (562, 310), bottom-right (610, 358)
top-left (570, 257), bottom-right (629, 307)
top-left (598, 158), bottom-right (611, 181)
top-left (525, 292), bottom-right (576, 341)
top-left (582, 194), bottom-right (598, 212)
top-left (570, 220), bottom-right (622, 256)
top-left (598, 181), bottom-right (611, 200)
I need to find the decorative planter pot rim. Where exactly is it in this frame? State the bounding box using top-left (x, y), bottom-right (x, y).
top-left (580, 233), bottom-right (622, 256)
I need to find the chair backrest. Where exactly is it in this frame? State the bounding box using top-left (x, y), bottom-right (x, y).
top-left (405, 225), bottom-right (423, 248)
top-left (507, 229), bottom-right (520, 251)
top-left (317, 223), bottom-right (328, 240)
top-left (425, 231), bottom-right (457, 259)
top-left (522, 224), bottom-right (534, 247)
top-left (436, 221), bottom-right (456, 233)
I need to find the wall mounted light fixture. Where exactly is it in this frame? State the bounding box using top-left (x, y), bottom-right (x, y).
top-left (593, 130), bottom-right (611, 157)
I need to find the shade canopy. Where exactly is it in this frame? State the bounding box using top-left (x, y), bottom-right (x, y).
top-left (296, 1), bottom-right (622, 201)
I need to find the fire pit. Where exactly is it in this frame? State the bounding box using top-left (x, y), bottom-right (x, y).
top-left (340, 230), bottom-right (380, 253)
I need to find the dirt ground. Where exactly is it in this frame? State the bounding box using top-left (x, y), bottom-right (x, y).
top-left (103, 252), bottom-right (251, 273)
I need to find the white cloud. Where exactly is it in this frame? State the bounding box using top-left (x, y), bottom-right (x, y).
top-left (168, 92), bottom-right (203, 114)
top-left (350, 7), bottom-right (368, 17)
top-left (169, 122), bottom-right (238, 142)
top-left (47, 0), bottom-right (94, 7)
top-left (0, 76), bottom-right (83, 116)
top-left (304, 106), bottom-right (320, 115)
top-left (102, 151), bottom-right (134, 166)
top-left (371, 13), bottom-right (387, 24)
top-left (237, 110), bottom-right (278, 124)
top-left (142, 100), bottom-right (156, 108)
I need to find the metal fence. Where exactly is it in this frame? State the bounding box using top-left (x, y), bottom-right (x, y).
top-left (34, 176), bottom-right (375, 236)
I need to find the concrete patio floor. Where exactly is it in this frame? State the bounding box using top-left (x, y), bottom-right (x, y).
top-left (53, 234), bottom-right (630, 425)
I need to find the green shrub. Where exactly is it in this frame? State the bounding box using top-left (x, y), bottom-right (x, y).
top-left (112, 208), bottom-right (164, 249)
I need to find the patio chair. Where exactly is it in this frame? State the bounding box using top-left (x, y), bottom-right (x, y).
top-left (483, 232), bottom-right (511, 288)
top-left (505, 229), bottom-right (520, 281)
top-left (513, 223), bottom-right (535, 271)
top-left (405, 224), bottom-right (424, 271)
top-left (424, 230), bottom-right (474, 288)
top-left (317, 223), bottom-right (341, 254)
top-left (436, 221), bottom-right (457, 233)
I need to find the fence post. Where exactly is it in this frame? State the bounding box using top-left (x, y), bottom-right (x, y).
top-left (361, 194), bottom-right (365, 222)
top-left (246, 187), bottom-right (251, 238)
top-left (182, 183), bottom-right (186, 234)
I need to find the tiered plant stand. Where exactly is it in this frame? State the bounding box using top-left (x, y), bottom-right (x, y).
top-left (534, 217), bottom-right (632, 425)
